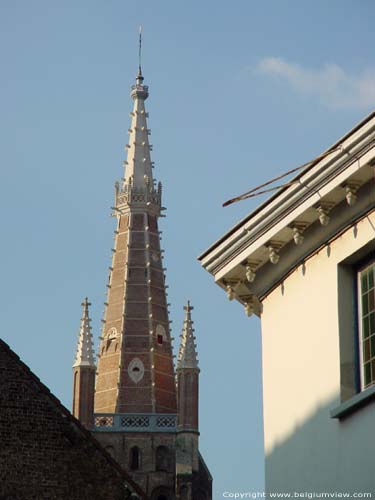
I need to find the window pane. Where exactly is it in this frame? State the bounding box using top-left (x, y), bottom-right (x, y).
top-left (362, 293), bottom-right (369, 315)
top-left (369, 291), bottom-right (375, 313)
top-left (363, 316), bottom-right (370, 338)
top-left (369, 269), bottom-right (374, 290)
top-left (362, 272), bottom-right (368, 293)
top-left (370, 335), bottom-right (375, 358)
top-left (363, 338), bottom-right (371, 362)
top-left (370, 313), bottom-right (375, 337)
top-left (364, 362), bottom-right (372, 386)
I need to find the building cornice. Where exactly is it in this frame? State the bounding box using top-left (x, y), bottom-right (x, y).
top-left (199, 111), bottom-right (375, 315)
top-left (199, 110), bottom-right (375, 262)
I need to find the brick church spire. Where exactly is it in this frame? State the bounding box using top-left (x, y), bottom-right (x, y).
top-left (72, 35), bottom-right (212, 497)
top-left (176, 301), bottom-right (199, 433)
top-left (94, 64), bottom-right (176, 415)
top-left (72, 298), bottom-right (96, 428)
top-left (176, 302), bottom-right (201, 492)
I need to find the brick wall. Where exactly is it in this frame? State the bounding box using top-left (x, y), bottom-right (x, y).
top-left (0, 340), bottom-right (145, 500)
top-left (94, 431), bottom-right (176, 496)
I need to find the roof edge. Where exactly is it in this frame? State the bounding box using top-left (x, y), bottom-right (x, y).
top-left (0, 338), bottom-right (147, 499)
top-left (198, 109), bottom-right (375, 262)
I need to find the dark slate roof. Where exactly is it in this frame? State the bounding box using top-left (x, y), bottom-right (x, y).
top-left (0, 338), bottom-right (147, 500)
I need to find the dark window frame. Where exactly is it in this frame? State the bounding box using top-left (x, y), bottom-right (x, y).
top-left (332, 243), bottom-right (375, 419)
top-left (130, 446), bottom-right (141, 470)
top-left (155, 445), bottom-right (170, 472)
top-left (355, 257), bottom-right (375, 391)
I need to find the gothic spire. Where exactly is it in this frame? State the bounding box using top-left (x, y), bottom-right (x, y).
top-left (73, 298), bottom-right (96, 368)
top-left (94, 58), bottom-right (176, 415)
top-left (177, 301), bottom-right (199, 370)
top-left (121, 56), bottom-right (155, 193)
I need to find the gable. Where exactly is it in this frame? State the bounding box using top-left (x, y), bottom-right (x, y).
top-left (0, 339), bottom-right (146, 499)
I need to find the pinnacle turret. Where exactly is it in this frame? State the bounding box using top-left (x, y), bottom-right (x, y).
top-left (73, 298), bottom-right (96, 368)
top-left (177, 301), bottom-right (199, 370)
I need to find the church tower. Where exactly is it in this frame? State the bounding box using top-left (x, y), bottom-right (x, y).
top-left (177, 301), bottom-right (199, 435)
top-left (73, 40), bottom-right (212, 500)
top-left (176, 302), bottom-right (201, 499)
top-left (72, 298), bottom-right (96, 429)
top-left (94, 65), bottom-right (176, 417)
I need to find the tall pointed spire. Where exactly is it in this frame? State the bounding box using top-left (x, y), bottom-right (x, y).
top-left (72, 297), bottom-right (96, 428)
top-left (118, 30), bottom-right (159, 198)
top-left (80, 39), bottom-right (212, 499)
top-left (94, 46), bottom-right (176, 415)
top-left (176, 302), bottom-right (200, 476)
top-left (73, 298), bottom-right (95, 368)
top-left (177, 301), bottom-right (199, 370)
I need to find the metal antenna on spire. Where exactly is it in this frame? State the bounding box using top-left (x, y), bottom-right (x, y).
top-left (138, 25), bottom-right (143, 74)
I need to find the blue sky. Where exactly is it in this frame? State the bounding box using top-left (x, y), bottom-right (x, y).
top-left (1, 1), bottom-right (374, 496)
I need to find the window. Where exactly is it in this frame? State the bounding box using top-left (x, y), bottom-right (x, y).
top-left (155, 446), bottom-right (169, 471)
top-left (332, 246), bottom-right (375, 418)
top-left (130, 446), bottom-right (141, 470)
top-left (358, 262), bottom-right (375, 389)
top-left (156, 324), bottom-right (166, 346)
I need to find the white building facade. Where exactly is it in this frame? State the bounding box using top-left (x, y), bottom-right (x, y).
top-left (199, 112), bottom-right (375, 494)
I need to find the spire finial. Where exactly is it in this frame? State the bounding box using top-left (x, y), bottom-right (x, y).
top-left (184, 300), bottom-right (194, 313)
top-left (136, 25), bottom-right (144, 83)
top-left (73, 297), bottom-right (96, 368)
top-left (82, 297), bottom-right (91, 310)
top-left (138, 25), bottom-right (142, 76)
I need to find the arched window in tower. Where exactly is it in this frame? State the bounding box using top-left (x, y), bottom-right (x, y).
top-left (155, 445), bottom-right (170, 472)
top-left (130, 446), bottom-right (141, 470)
